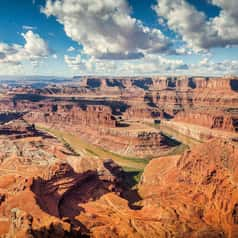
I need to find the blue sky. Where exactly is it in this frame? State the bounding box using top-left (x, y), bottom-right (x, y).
top-left (0, 0), bottom-right (237, 76)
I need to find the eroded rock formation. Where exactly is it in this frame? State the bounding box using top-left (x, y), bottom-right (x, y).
top-left (175, 111), bottom-right (238, 132)
top-left (75, 139), bottom-right (238, 237)
top-left (0, 75), bottom-right (237, 157)
top-left (24, 104), bottom-right (116, 129)
top-left (139, 139), bottom-right (238, 237)
top-left (0, 116), bottom-right (238, 237)
top-left (0, 119), bottom-right (123, 237)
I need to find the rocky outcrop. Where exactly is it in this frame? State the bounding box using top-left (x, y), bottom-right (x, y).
top-left (89, 128), bottom-right (174, 157)
top-left (24, 104), bottom-right (116, 129)
top-left (0, 98), bottom-right (15, 112)
top-left (175, 111), bottom-right (238, 132)
top-left (15, 99), bottom-right (170, 157)
top-left (32, 160), bottom-right (122, 219)
top-left (1, 75), bottom-right (238, 157)
top-left (79, 76), bottom-right (152, 91)
top-left (139, 76), bottom-right (238, 123)
top-left (123, 106), bottom-right (160, 120)
top-left (26, 139), bottom-right (238, 238)
top-left (0, 119), bottom-right (123, 237)
top-left (160, 119), bottom-right (238, 142)
top-left (2, 75), bottom-right (238, 133)
top-left (1, 117), bottom-right (238, 237)
top-left (138, 139), bottom-right (238, 237)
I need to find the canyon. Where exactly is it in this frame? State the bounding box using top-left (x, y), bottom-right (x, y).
top-left (0, 119), bottom-right (237, 237)
top-left (0, 75), bottom-right (237, 237)
top-left (2, 76), bottom-right (238, 145)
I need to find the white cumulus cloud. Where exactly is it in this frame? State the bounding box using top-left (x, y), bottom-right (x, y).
top-left (67, 46), bottom-right (75, 52)
top-left (64, 52), bottom-right (238, 76)
top-left (0, 30), bottom-right (50, 66)
top-left (42, 0), bottom-right (172, 60)
top-left (64, 53), bottom-right (189, 75)
top-left (154, 0), bottom-right (238, 52)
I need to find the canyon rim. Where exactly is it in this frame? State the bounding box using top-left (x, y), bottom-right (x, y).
top-left (0, 0), bottom-right (238, 237)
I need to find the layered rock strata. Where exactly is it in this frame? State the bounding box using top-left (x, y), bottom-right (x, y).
top-left (0, 118), bottom-right (238, 237)
top-left (0, 119), bottom-right (123, 237)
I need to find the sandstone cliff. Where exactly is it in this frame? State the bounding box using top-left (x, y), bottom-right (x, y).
top-left (0, 118), bottom-right (238, 237)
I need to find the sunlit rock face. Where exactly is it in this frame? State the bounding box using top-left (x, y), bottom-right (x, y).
top-left (0, 76), bottom-right (237, 158)
top-left (0, 76), bottom-right (238, 237)
top-left (24, 104), bottom-right (117, 129)
top-left (174, 111), bottom-right (238, 132)
top-left (0, 119), bottom-right (124, 237)
top-left (139, 139), bottom-right (238, 238)
top-left (0, 118), bottom-right (238, 237)
top-left (2, 76), bottom-right (238, 130)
